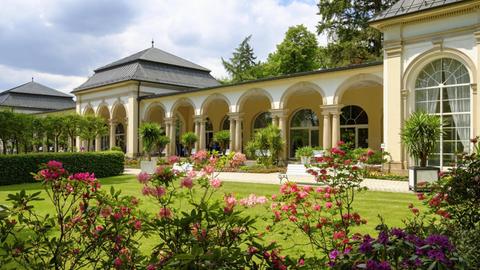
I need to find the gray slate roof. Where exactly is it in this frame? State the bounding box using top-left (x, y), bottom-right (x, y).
top-left (74, 47), bottom-right (220, 92)
top-left (1, 81), bottom-right (72, 97)
top-left (371, 0), bottom-right (468, 22)
top-left (0, 81), bottom-right (75, 111)
top-left (96, 47), bottom-right (210, 72)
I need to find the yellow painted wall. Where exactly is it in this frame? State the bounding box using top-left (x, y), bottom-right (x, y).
top-left (204, 99), bottom-right (229, 132)
top-left (340, 85), bottom-right (383, 150)
top-left (240, 96), bottom-right (271, 144)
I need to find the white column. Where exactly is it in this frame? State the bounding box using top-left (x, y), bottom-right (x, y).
top-left (331, 111), bottom-right (340, 147)
top-left (229, 117), bottom-right (235, 151)
top-left (199, 120), bottom-right (206, 150)
top-left (235, 117), bottom-right (242, 152)
top-left (109, 121), bottom-right (116, 149)
top-left (322, 113), bottom-right (331, 150)
top-left (95, 136), bottom-right (101, 151)
top-left (126, 93), bottom-right (139, 157)
top-left (271, 109), bottom-right (288, 160)
top-left (170, 120), bottom-right (176, 156)
top-left (194, 120), bottom-right (200, 150)
top-left (165, 122), bottom-right (171, 156)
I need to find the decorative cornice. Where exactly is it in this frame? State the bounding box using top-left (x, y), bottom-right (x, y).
top-left (269, 109), bottom-right (289, 118)
top-left (320, 104), bottom-right (342, 115)
top-left (227, 112), bottom-right (244, 120)
top-left (474, 31), bottom-right (480, 44)
top-left (384, 42), bottom-right (403, 58)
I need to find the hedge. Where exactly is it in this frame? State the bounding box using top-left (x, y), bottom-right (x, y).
top-left (0, 151), bottom-right (124, 186)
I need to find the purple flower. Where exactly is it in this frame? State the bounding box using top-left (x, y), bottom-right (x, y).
top-left (329, 249), bottom-right (340, 260)
top-left (390, 228), bottom-right (406, 239)
top-left (378, 231), bottom-right (389, 245)
top-left (366, 260), bottom-right (391, 270)
top-left (425, 234), bottom-right (454, 251)
top-left (359, 235), bottom-right (373, 254)
top-left (427, 249), bottom-right (447, 263)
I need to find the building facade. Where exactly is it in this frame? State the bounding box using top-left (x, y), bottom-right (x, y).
top-left (73, 0), bottom-right (480, 171)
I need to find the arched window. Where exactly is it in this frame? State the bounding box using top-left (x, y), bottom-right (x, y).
top-left (340, 105), bottom-right (368, 148)
top-left (289, 109), bottom-right (319, 157)
top-left (221, 116), bottom-right (230, 131)
top-left (205, 117), bottom-right (214, 149)
top-left (415, 58), bottom-right (471, 167)
top-left (253, 112), bottom-right (272, 131)
top-left (101, 123), bottom-right (109, 150)
top-left (115, 123), bottom-right (126, 152)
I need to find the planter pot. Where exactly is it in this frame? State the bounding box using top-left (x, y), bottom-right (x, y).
top-left (313, 150), bottom-right (324, 158)
top-left (300, 156), bottom-right (311, 165)
top-left (408, 166), bottom-right (440, 191)
top-left (140, 160), bottom-right (157, 174)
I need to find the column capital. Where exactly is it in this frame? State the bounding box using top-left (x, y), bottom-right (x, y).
top-left (164, 117), bottom-right (176, 124)
top-left (472, 83), bottom-right (478, 94)
top-left (228, 112), bottom-right (244, 120)
top-left (474, 30), bottom-right (480, 44)
top-left (401, 89), bottom-right (409, 99)
top-left (269, 109), bottom-right (289, 118)
top-left (320, 104), bottom-right (343, 115)
top-left (193, 115), bottom-right (207, 123)
top-left (384, 41), bottom-right (402, 58)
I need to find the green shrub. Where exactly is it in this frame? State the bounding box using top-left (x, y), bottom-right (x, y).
top-left (0, 151), bottom-right (124, 185)
top-left (245, 125), bottom-right (284, 166)
top-left (110, 146), bottom-right (123, 152)
top-left (295, 146), bottom-right (314, 158)
top-left (213, 130), bottom-right (230, 154)
top-left (180, 132), bottom-right (197, 156)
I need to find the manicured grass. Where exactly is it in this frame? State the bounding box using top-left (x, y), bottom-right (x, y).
top-left (0, 175), bottom-right (422, 257)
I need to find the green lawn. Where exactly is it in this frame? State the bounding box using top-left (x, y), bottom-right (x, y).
top-left (0, 175), bottom-right (422, 257)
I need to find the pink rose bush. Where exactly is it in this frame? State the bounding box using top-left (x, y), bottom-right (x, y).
top-left (1, 161), bottom-right (144, 269)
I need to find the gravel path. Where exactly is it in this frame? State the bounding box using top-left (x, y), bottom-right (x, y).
top-left (124, 168), bottom-right (410, 193)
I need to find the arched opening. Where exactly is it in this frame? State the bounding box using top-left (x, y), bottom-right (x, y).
top-left (112, 104), bottom-right (127, 153)
top-left (340, 105), bottom-right (368, 148)
top-left (202, 96), bottom-right (230, 151)
top-left (97, 106), bottom-right (110, 151)
top-left (289, 109), bottom-right (319, 158)
top-left (237, 90), bottom-right (272, 149)
top-left (172, 100), bottom-right (194, 156)
top-left (145, 104), bottom-right (165, 128)
top-left (414, 58), bottom-right (471, 167)
top-left (338, 77), bottom-right (383, 150)
top-left (252, 112), bottom-right (272, 133)
top-left (283, 86), bottom-right (323, 158)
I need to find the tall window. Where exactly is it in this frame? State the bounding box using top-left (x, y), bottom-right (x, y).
top-left (340, 105), bottom-right (368, 148)
top-left (415, 58), bottom-right (471, 167)
top-left (290, 109), bottom-right (319, 157)
top-left (221, 116), bottom-right (230, 131)
top-left (253, 112), bottom-right (272, 132)
top-left (115, 123), bottom-right (126, 152)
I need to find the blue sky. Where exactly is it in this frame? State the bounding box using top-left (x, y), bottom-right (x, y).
top-left (0, 0), bottom-right (324, 94)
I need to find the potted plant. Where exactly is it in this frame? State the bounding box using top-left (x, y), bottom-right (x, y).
top-left (295, 146), bottom-right (314, 165)
top-left (139, 122), bottom-right (161, 174)
top-left (213, 130), bottom-right (230, 155)
top-left (157, 135), bottom-right (170, 157)
top-left (181, 132), bottom-right (198, 156)
top-left (401, 112), bottom-right (443, 191)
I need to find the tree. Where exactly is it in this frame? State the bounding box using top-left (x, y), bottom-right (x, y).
top-left (401, 112), bottom-right (443, 167)
top-left (267, 25), bottom-right (319, 75)
top-left (0, 110), bottom-right (15, 154)
top-left (213, 130), bottom-right (230, 154)
top-left (222, 35), bottom-right (260, 83)
top-left (139, 122), bottom-right (162, 161)
top-left (180, 132), bottom-right (198, 156)
top-left (44, 115), bottom-right (65, 152)
top-left (79, 116), bottom-right (108, 152)
top-left (245, 125), bottom-right (284, 166)
top-left (316, 0), bottom-right (396, 67)
top-left (63, 114), bottom-right (82, 152)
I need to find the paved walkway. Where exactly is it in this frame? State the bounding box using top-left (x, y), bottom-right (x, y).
top-left (124, 168), bottom-right (410, 193)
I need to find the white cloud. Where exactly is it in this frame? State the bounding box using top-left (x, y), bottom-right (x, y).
top-left (0, 0), bottom-right (325, 93)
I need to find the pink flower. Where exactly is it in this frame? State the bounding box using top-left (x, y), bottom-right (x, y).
top-left (209, 178), bottom-right (222, 188)
top-left (224, 194), bottom-right (237, 213)
top-left (47, 160), bottom-right (63, 169)
top-left (325, 202), bottom-right (333, 209)
top-left (239, 194), bottom-right (267, 207)
top-left (367, 149), bottom-right (375, 156)
top-left (289, 215), bottom-right (298, 222)
top-left (192, 150), bottom-right (208, 163)
top-left (297, 191), bottom-right (309, 199)
top-left (181, 177), bottom-right (193, 189)
top-left (313, 204), bottom-right (322, 211)
top-left (154, 186), bottom-right (166, 197)
top-left (158, 207), bottom-right (172, 219)
top-left (114, 257), bottom-right (122, 268)
top-left (271, 194), bottom-right (277, 200)
top-left (316, 187), bottom-right (324, 193)
top-left (167, 155), bottom-right (180, 165)
top-left (100, 206), bottom-right (112, 218)
top-left (134, 220), bottom-right (142, 230)
top-left (230, 152), bottom-right (247, 167)
top-left (137, 172), bottom-right (150, 184)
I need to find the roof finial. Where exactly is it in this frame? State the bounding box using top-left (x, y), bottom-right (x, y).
top-left (32, 77), bottom-right (34, 82)
top-left (151, 39), bottom-right (155, 48)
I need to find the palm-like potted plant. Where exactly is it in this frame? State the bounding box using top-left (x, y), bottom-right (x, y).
top-left (157, 135), bottom-right (170, 157)
top-left (401, 111), bottom-right (443, 191)
top-left (213, 130), bottom-right (230, 155)
top-left (295, 146), bottom-right (314, 165)
top-left (181, 132), bottom-right (198, 156)
top-left (139, 122), bottom-right (161, 173)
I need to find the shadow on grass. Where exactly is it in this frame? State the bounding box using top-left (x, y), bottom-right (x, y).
top-left (99, 174), bottom-right (136, 185)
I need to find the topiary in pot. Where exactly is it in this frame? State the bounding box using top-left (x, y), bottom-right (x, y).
top-left (213, 130), bottom-right (230, 154)
top-left (181, 132), bottom-right (198, 156)
top-left (295, 146), bottom-right (314, 165)
top-left (157, 135), bottom-right (170, 157)
top-left (139, 122), bottom-right (161, 161)
top-left (401, 111), bottom-right (443, 190)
